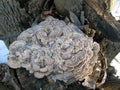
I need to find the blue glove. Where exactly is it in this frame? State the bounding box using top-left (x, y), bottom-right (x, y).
top-left (0, 40), bottom-right (9, 64)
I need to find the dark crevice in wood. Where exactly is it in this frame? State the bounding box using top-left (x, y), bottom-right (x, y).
top-left (13, 69), bottom-right (24, 90)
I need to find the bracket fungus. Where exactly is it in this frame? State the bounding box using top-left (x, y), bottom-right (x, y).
top-left (8, 16), bottom-right (101, 89)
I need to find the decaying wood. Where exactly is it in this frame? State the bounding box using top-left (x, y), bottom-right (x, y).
top-left (0, 0), bottom-right (29, 46)
top-left (101, 80), bottom-right (120, 90)
top-left (84, 0), bottom-right (120, 42)
top-left (0, 0), bottom-right (120, 90)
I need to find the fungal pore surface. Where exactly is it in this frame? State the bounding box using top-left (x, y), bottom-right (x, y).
top-left (8, 16), bottom-right (100, 89)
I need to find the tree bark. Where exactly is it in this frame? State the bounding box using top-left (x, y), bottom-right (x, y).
top-left (84, 0), bottom-right (120, 42)
top-left (0, 0), bottom-right (29, 46)
top-left (0, 0), bottom-right (120, 90)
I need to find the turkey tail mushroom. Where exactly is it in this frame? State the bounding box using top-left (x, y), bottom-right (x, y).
top-left (8, 16), bottom-right (105, 89)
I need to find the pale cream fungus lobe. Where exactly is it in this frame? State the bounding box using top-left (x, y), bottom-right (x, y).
top-left (8, 16), bottom-right (100, 89)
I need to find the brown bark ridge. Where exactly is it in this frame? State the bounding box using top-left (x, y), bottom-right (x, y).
top-left (84, 0), bottom-right (120, 42)
top-left (54, 0), bottom-right (83, 16)
top-left (98, 39), bottom-right (120, 90)
top-left (0, 0), bottom-right (28, 46)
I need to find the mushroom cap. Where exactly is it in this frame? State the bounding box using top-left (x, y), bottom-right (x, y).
top-left (8, 16), bottom-right (100, 88)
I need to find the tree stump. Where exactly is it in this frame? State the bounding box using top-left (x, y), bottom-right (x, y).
top-left (0, 0), bottom-right (120, 90)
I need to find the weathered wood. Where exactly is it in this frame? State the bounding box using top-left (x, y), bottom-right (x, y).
top-left (84, 0), bottom-right (120, 42)
top-left (0, 0), bottom-right (120, 90)
top-left (98, 39), bottom-right (120, 90)
top-left (54, 0), bottom-right (83, 16)
top-left (101, 80), bottom-right (120, 90)
top-left (0, 0), bottom-right (28, 46)
top-left (0, 64), bottom-right (19, 90)
top-left (100, 39), bottom-right (120, 65)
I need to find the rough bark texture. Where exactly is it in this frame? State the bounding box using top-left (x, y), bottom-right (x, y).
top-left (84, 0), bottom-right (120, 42)
top-left (0, 0), bottom-right (29, 46)
top-left (98, 39), bottom-right (120, 90)
top-left (101, 40), bottom-right (120, 64)
top-left (54, 0), bottom-right (83, 16)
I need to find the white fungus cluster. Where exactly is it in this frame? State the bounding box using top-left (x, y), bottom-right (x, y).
top-left (8, 16), bottom-right (100, 88)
